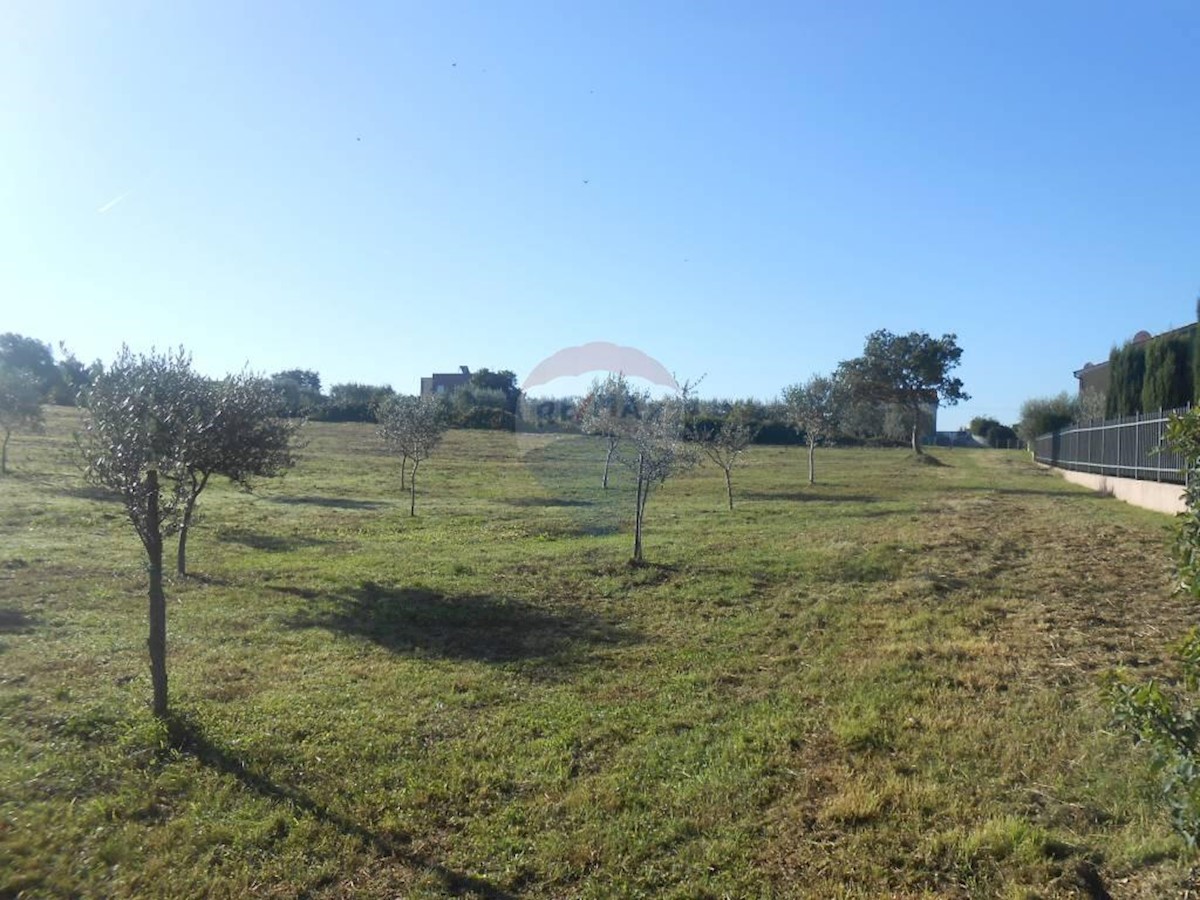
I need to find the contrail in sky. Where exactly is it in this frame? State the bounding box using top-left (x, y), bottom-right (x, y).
top-left (97, 170), bottom-right (158, 214)
top-left (96, 190), bottom-right (132, 214)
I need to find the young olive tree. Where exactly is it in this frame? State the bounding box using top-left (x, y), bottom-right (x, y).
top-left (0, 366), bottom-right (44, 475)
top-left (693, 403), bottom-right (756, 510)
top-left (78, 347), bottom-right (206, 718)
top-left (837, 330), bottom-right (968, 454)
top-left (377, 395), bottom-right (448, 515)
top-left (782, 375), bottom-right (842, 485)
top-left (175, 372), bottom-right (300, 576)
top-left (579, 373), bottom-right (634, 489)
top-left (619, 385), bottom-right (698, 563)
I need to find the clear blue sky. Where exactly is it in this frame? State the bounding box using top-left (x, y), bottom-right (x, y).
top-left (4, 1), bottom-right (1198, 428)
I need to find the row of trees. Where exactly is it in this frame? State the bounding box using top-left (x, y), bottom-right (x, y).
top-left (5, 327), bottom-right (968, 714)
top-left (269, 367), bottom-right (524, 429)
top-left (1106, 329), bottom-right (1195, 418)
top-left (574, 330), bottom-right (969, 554)
top-left (1101, 302), bottom-right (1200, 418)
top-left (780, 330), bottom-right (969, 483)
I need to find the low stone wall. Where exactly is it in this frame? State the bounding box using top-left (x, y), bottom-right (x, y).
top-left (1047, 466), bottom-right (1185, 515)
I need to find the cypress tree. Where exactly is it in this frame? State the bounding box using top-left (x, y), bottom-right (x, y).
top-left (1142, 338), bottom-right (1173, 412)
top-left (1193, 301), bottom-right (1200, 403)
top-left (1108, 342), bottom-right (1147, 416)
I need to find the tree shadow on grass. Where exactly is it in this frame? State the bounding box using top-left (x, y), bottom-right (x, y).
top-left (954, 485), bottom-right (1136, 500)
top-left (164, 712), bottom-right (516, 899)
top-left (216, 529), bottom-right (337, 553)
top-left (60, 484), bottom-right (122, 502)
top-left (269, 495), bottom-right (385, 511)
top-left (503, 497), bottom-right (594, 508)
top-left (0, 607), bottom-right (36, 633)
top-left (284, 581), bottom-right (637, 665)
top-left (742, 490), bottom-right (878, 503)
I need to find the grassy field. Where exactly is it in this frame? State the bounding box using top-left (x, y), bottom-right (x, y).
top-left (1, 407), bottom-right (1196, 898)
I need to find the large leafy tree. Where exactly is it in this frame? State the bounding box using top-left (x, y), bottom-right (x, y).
top-left (0, 366), bottom-right (44, 475)
top-left (837, 330), bottom-right (968, 454)
top-left (78, 347), bottom-right (207, 717)
top-left (0, 333), bottom-right (58, 398)
top-left (175, 373), bottom-right (300, 576)
top-left (377, 395), bottom-right (448, 515)
top-left (50, 343), bottom-right (97, 406)
top-left (782, 375), bottom-right (842, 484)
top-left (1016, 393), bottom-right (1077, 444)
top-left (271, 369), bottom-right (324, 417)
top-left (469, 368), bottom-right (521, 414)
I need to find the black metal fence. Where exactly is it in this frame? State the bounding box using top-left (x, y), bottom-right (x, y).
top-left (1032, 407), bottom-right (1189, 484)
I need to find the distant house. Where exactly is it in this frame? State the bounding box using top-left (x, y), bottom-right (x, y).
top-left (420, 366), bottom-right (471, 398)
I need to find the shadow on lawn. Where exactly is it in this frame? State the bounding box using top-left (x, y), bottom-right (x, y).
top-left (165, 713), bottom-right (516, 899)
top-left (0, 607), bottom-right (36, 633)
top-left (60, 483), bottom-right (122, 502)
top-left (743, 490), bottom-right (878, 503)
top-left (269, 495), bottom-right (385, 511)
top-left (284, 581), bottom-right (636, 664)
top-left (503, 497), bottom-right (594, 508)
top-left (216, 529), bottom-right (336, 553)
top-left (953, 485), bottom-right (1113, 499)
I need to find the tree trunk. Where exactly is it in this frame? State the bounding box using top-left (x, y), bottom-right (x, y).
top-left (176, 472), bottom-right (208, 576)
top-left (911, 418), bottom-right (922, 454)
top-left (724, 467), bottom-right (733, 510)
top-left (632, 453), bottom-right (645, 562)
top-left (808, 438), bottom-right (816, 485)
top-left (145, 469), bottom-right (169, 718)
top-left (1, 427), bottom-right (9, 475)
top-left (603, 441), bottom-right (614, 489)
top-left (409, 459), bottom-right (419, 516)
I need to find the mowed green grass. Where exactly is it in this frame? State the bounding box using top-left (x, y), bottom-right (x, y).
top-left (1, 407), bottom-right (1195, 898)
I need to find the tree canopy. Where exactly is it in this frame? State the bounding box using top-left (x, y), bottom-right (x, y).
top-left (0, 333), bottom-right (58, 398)
top-left (837, 330), bottom-right (968, 453)
top-left (782, 375), bottom-right (842, 483)
top-left (0, 366), bottom-right (44, 474)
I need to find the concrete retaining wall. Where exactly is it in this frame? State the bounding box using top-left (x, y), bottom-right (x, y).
top-left (1047, 466), bottom-right (1185, 515)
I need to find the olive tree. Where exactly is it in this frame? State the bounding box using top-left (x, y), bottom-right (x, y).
top-left (782, 375), bottom-right (842, 485)
top-left (619, 385), bottom-right (698, 563)
top-left (0, 366), bottom-right (44, 475)
top-left (377, 395), bottom-right (448, 515)
top-left (78, 347), bottom-right (206, 717)
top-left (837, 330), bottom-right (968, 454)
top-left (579, 373), bottom-right (634, 489)
top-left (693, 403), bottom-right (756, 510)
top-left (176, 372), bottom-right (300, 576)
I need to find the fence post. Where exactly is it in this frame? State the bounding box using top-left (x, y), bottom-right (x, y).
top-left (1158, 408), bottom-right (1164, 483)
top-left (1108, 415), bottom-right (1118, 480)
top-left (1135, 411), bottom-right (1141, 482)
